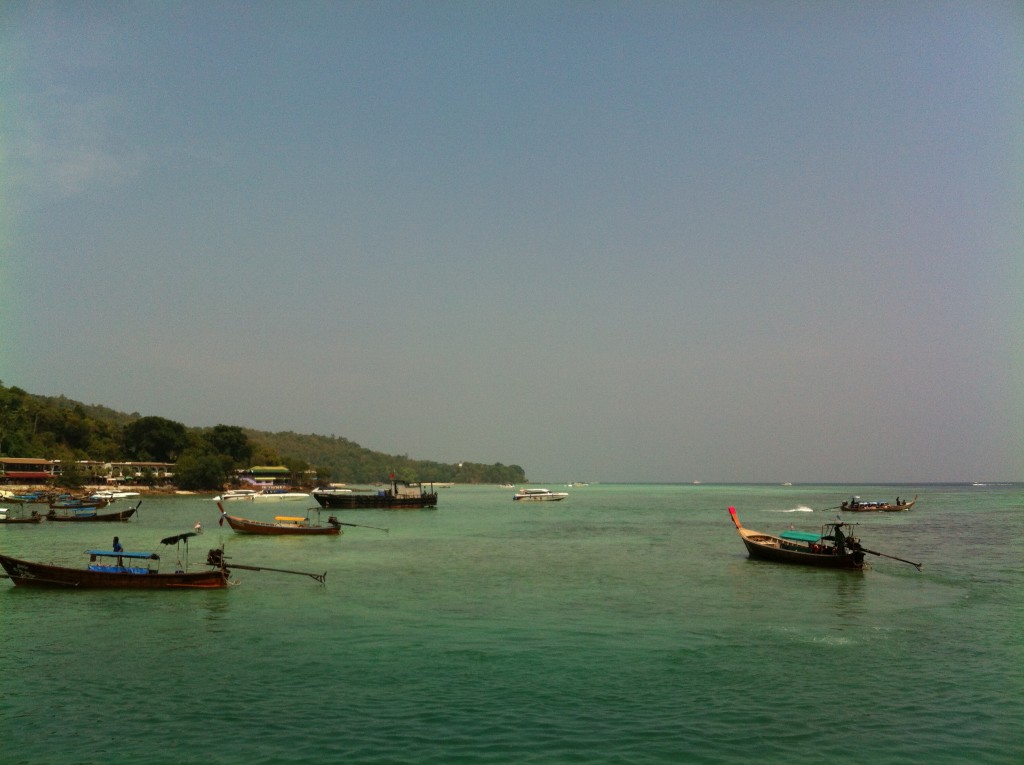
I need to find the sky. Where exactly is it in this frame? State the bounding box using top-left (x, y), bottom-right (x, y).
top-left (1, 2), bottom-right (1021, 483)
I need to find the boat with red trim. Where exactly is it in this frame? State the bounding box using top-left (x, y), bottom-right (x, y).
top-left (0, 535), bottom-right (229, 589)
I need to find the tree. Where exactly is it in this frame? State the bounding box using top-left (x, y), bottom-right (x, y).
top-left (122, 416), bottom-right (189, 462)
top-left (204, 425), bottom-right (253, 466)
top-left (174, 449), bottom-right (231, 490)
top-left (56, 461), bottom-right (86, 490)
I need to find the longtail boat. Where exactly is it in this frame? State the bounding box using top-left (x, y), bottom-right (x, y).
top-left (312, 478), bottom-right (438, 510)
top-left (0, 543), bottom-right (229, 589)
top-left (0, 533), bottom-right (328, 588)
top-left (729, 507), bottom-right (866, 570)
top-left (46, 501), bottom-right (140, 522)
top-left (840, 494), bottom-right (918, 512)
top-left (217, 502), bottom-right (342, 535)
top-left (0, 506), bottom-right (44, 524)
top-left (49, 497), bottom-right (109, 511)
top-left (728, 507), bottom-right (923, 571)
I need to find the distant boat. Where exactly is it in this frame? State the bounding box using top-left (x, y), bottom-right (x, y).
top-left (513, 488), bottom-right (569, 502)
top-left (48, 496), bottom-right (109, 510)
top-left (313, 478), bottom-right (437, 510)
top-left (840, 495), bottom-right (917, 513)
top-left (88, 491), bottom-right (141, 502)
top-left (217, 503), bottom-right (342, 536)
top-left (214, 489), bottom-right (309, 502)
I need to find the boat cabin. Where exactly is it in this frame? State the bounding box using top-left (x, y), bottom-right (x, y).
top-left (86, 550), bottom-right (160, 575)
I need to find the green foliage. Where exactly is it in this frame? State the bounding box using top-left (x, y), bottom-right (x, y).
top-left (56, 461), bottom-right (87, 490)
top-left (0, 381), bottom-right (528, 485)
top-left (123, 416), bottom-right (189, 462)
top-left (174, 448), bottom-right (231, 491)
top-left (202, 425), bottom-right (253, 466)
top-left (245, 430), bottom-right (527, 484)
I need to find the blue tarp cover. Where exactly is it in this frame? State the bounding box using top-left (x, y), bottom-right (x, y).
top-left (780, 531), bottom-right (822, 543)
top-left (88, 565), bottom-right (151, 574)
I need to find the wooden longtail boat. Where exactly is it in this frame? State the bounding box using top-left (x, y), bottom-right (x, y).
top-left (840, 495), bottom-right (918, 512)
top-left (729, 507), bottom-right (866, 570)
top-left (217, 502), bottom-right (342, 535)
top-left (0, 507), bottom-right (44, 524)
top-left (312, 478), bottom-right (438, 510)
top-left (0, 533), bottom-right (329, 589)
top-left (46, 501), bottom-right (140, 523)
top-left (0, 545), bottom-right (229, 589)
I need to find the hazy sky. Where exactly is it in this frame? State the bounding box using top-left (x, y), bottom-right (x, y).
top-left (2, 2), bottom-right (1021, 483)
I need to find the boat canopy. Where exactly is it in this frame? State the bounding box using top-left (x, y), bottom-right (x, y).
top-left (779, 530), bottom-right (822, 543)
top-left (274, 516), bottom-right (306, 523)
top-left (86, 550), bottom-right (160, 559)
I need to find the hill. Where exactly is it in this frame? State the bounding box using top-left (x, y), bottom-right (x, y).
top-left (0, 381), bottom-right (526, 485)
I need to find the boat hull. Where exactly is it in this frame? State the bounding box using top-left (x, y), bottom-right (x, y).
top-left (739, 535), bottom-right (864, 569)
top-left (842, 495), bottom-right (917, 513)
top-left (0, 554), bottom-right (228, 589)
top-left (222, 514), bottom-right (341, 536)
top-left (46, 507), bottom-right (138, 522)
top-left (843, 500), bottom-right (916, 512)
top-left (312, 491), bottom-right (437, 510)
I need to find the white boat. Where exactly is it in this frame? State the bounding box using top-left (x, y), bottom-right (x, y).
top-left (213, 489), bottom-right (309, 502)
top-left (513, 488), bottom-right (569, 502)
top-left (88, 491), bottom-right (142, 502)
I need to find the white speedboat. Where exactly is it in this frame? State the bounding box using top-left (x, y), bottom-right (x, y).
top-left (88, 491), bottom-right (142, 502)
top-left (513, 488), bottom-right (569, 502)
top-left (213, 489), bottom-right (309, 502)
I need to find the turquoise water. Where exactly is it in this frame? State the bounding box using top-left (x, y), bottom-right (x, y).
top-left (1, 484), bottom-right (1020, 764)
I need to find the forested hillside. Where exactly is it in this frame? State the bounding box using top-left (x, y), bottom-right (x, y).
top-left (0, 381), bottom-right (526, 488)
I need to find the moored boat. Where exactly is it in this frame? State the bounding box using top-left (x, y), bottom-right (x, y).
top-left (312, 478), bottom-right (437, 510)
top-left (88, 491), bottom-right (141, 502)
top-left (217, 502), bottom-right (342, 536)
top-left (214, 489), bottom-right (310, 502)
top-left (213, 489), bottom-right (259, 501)
top-left (49, 496), bottom-right (109, 510)
top-left (513, 488), bottom-right (569, 502)
top-left (0, 542), bottom-right (229, 589)
top-left (840, 494), bottom-right (918, 512)
top-left (46, 500), bottom-right (140, 522)
top-left (728, 507), bottom-right (922, 571)
top-left (0, 506), bottom-right (44, 524)
top-left (728, 507), bottom-right (866, 569)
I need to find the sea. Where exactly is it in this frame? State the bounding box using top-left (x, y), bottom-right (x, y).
top-left (1, 483), bottom-right (1020, 765)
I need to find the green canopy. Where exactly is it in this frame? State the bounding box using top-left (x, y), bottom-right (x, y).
top-left (780, 530), bottom-right (822, 543)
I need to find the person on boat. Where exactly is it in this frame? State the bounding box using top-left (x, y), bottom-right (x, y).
top-left (833, 524), bottom-right (846, 555)
top-left (112, 536), bottom-right (123, 553)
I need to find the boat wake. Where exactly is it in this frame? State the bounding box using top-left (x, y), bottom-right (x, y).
top-left (778, 506), bottom-right (814, 513)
